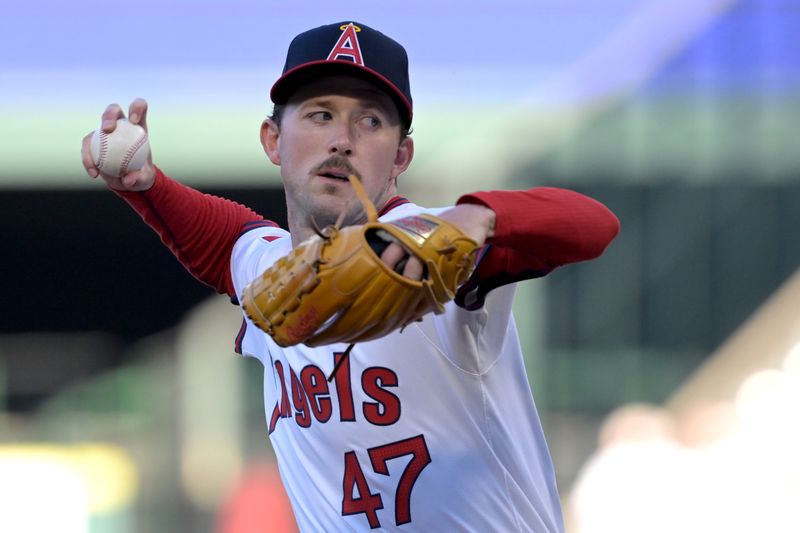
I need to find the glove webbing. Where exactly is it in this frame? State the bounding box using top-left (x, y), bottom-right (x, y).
top-left (349, 173), bottom-right (446, 314)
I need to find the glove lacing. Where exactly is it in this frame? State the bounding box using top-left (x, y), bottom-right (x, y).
top-left (325, 174), bottom-right (376, 381)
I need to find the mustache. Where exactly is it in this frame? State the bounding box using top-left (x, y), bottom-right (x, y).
top-left (311, 156), bottom-right (361, 179)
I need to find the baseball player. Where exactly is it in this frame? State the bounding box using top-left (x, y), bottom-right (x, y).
top-left (81, 21), bottom-right (619, 532)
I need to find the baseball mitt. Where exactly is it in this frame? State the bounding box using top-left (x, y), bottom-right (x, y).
top-left (241, 175), bottom-right (479, 347)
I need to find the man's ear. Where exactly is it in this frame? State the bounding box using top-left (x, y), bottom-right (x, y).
top-left (390, 136), bottom-right (414, 179)
top-left (261, 118), bottom-right (281, 166)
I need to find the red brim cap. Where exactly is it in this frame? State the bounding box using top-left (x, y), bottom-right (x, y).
top-left (270, 22), bottom-right (413, 128)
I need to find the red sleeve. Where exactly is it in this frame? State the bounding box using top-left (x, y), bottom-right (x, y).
top-left (115, 166), bottom-right (277, 298)
top-left (454, 187), bottom-right (620, 309)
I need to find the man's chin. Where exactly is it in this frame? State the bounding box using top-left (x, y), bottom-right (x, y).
top-left (310, 206), bottom-right (367, 230)
top-left (306, 192), bottom-right (364, 227)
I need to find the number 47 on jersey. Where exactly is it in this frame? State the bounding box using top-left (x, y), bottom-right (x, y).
top-left (342, 434), bottom-right (431, 529)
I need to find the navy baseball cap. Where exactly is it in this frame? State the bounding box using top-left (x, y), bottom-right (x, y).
top-left (271, 22), bottom-right (413, 127)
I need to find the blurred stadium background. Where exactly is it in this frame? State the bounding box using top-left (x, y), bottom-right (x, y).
top-left (1, 1), bottom-right (799, 531)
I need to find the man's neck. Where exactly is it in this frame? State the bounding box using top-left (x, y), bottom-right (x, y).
top-left (286, 193), bottom-right (405, 247)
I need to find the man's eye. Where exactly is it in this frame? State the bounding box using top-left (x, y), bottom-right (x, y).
top-left (309, 111), bottom-right (332, 121)
top-left (360, 116), bottom-right (381, 128)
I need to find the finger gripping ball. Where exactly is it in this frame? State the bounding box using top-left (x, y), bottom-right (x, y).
top-left (90, 119), bottom-right (150, 177)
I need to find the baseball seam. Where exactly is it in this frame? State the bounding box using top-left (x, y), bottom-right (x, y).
top-left (97, 131), bottom-right (109, 169)
top-left (119, 133), bottom-right (147, 176)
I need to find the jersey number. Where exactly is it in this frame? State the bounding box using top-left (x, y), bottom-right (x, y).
top-left (341, 434), bottom-right (432, 529)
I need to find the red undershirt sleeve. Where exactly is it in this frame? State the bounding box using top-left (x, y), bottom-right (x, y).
top-left (454, 187), bottom-right (620, 309)
top-left (114, 166), bottom-right (275, 299)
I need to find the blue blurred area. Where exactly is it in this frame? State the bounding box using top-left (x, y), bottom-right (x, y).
top-left (645, 0), bottom-right (800, 94)
top-left (1, 1), bottom-right (638, 69)
top-left (5, 0), bottom-right (799, 103)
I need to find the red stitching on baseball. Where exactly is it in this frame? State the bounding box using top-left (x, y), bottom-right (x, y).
top-left (97, 131), bottom-right (109, 168)
top-left (119, 133), bottom-right (147, 175)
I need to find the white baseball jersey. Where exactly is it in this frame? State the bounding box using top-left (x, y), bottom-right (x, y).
top-left (231, 201), bottom-right (564, 532)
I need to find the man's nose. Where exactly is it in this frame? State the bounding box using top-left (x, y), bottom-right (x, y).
top-left (328, 122), bottom-right (354, 156)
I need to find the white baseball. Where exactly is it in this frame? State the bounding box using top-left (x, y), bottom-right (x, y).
top-left (90, 119), bottom-right (150, 178)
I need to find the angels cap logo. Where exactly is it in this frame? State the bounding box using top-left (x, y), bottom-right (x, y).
top-left (327, 23), bottom-right (364, 66)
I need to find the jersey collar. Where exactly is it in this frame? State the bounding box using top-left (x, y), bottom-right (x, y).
top-left (377, 196), bottom-right (410, 217)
